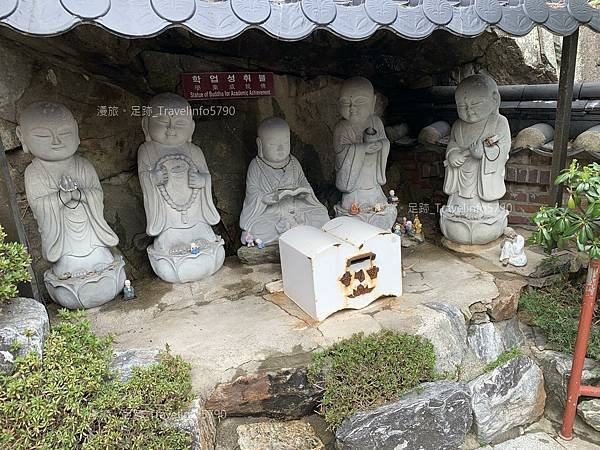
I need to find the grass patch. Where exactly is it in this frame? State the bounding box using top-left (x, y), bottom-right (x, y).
top-left (308, 330), bottom-right (438, 429)
top-left (519, 281), bottom-right (600, 360)
top-left (484, 347), bottom-right (523, 372)
top-left (0, 310), bottom-right (193, 449)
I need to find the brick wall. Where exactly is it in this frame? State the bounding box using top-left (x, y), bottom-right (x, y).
top-left (391, 144), bottom-right (584, 229)
top-left (503, 151), bottom-right (554, 226)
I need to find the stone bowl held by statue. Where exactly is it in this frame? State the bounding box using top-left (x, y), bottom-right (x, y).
top-left (44, 253), bottom-right (126, 309)
top-left (439, 206), bottom-right (508, 245)
top-left (147, 237), bottom-right (225, 284)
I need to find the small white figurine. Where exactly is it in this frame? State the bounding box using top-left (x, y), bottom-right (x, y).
top-left (190, 242), bottom-right (200, 254)
top-left (373, 203), bottom-right (383, 213)
top-left (255, 238), bottom-right (265, 249)
top-left (123, 279), bottom-right (136, 300)
top-left (500, 229), bottom-right (527, 267)
top-left (387, 190), bottom-right (399, 205)
top-left (393, 223), bottom-right (403, 236)
top-left (245, 234), bottom-right (255, 247)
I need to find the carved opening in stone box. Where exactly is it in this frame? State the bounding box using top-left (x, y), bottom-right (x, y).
top-left (339, 252), bottom-right (379, 298)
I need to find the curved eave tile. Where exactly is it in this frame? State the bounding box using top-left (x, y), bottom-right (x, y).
top-left (261, 2), bottom-right (316, 41)
top-left (183, 1), bottom-right (247, 40)
top-left (0, 0), bottom-right (599, 40)
top-left (587, 9), bottom-right (600, 32)
top-left (496, 5), bottom-right (535, 36)
top-left (324, 4), bottom-right (379, 40)
top-left (389, 6), bottom-right (436, 40)
top-left (543, 6), bottom-right (580, 34)
top-left (446, 5), bottom-right (488, 36)
top-left (3, 0), bottom-right (78, 35)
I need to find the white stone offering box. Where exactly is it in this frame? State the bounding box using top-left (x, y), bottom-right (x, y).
top-left (279, 217), bottom-right (402, 321)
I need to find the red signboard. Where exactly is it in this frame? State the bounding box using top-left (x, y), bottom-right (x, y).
top-left (181, 72), bottom-right (275, 100)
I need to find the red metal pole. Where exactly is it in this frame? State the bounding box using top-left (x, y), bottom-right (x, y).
top-left (560, 258), bottom-right (600, 440)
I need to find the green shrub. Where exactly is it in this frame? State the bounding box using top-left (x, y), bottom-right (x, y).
top-left (519, 282), bottom-right (600, 360)
top-left (0, 310), bottom-right (193, 449)
top-left (484, 347), bottom-right (523, 372)
top-left (0, 225), bottom-right (31, 301)
top-left (308, 330), bottom-right (438, 428)
top-left (529, 160), bottom-right (600, 258)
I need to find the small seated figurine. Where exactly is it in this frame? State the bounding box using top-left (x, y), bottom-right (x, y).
top-left (500, 228), bottom-right (527, 267)
top-left (440, 74), bottom-right (510, 245)
top-left (387, 189), bottom-right (399, 205)
top-left (245, 234), bottom-right (255, 247)
top-left (333, 77), bottom-right (397, 230)
top-left (255, 238), bottom-right (265, 249)
top-left (240, 117), bottom-right (330, 245)
top-left (138, 93), bottom-right (225, 283)
top-left (393, 223), bottom-right (403, 236)
top-left (17, 102), bottom-right (125, 309)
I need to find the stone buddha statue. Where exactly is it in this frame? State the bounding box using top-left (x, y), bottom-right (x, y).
top-left (17, 102), bottom-right (125, 309)
top-left (440, 74), bottom-right (510, 245)
top-left (240, 117), bottom-right (330, 245)
top-left (333, 77), bottom-right (397, 230)
top-left (138, 93), bottom-right (225, 283)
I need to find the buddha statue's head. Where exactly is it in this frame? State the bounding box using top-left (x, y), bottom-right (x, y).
top-left (16, 102), bottom-right (80, 162)
top-left (143, 93), bottom-right (195, 147)
top-left (339, 77), bottom-right (375, 125)
top-left (257, 117), bottom-right (291, 165)
top-left (455, 74), bottom-right (500, 124)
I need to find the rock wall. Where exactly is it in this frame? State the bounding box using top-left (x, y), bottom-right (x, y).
top-left (0, 26), bottom-right (561, 301)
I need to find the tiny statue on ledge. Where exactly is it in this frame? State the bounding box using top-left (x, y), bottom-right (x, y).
top-left (499, 227), bottom-right (527, 267)
top-left (393, 215), bottom-right (425, 247)
top-left (245, 234), bottom-right (255, 247)
top-left (255, 238), bottom-right (265, 249)
top-left (387, 189), bottom-right (399, 205)
top-left (123, 279), bottom-right (136, 300)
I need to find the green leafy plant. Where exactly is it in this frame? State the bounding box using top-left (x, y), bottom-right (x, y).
top-left (0, 225), bottom-right (31, 301)
top-left (308, 330), bottom-right (438, 429)
top-left (519, 282), bottom-right (600, 360)
top-left (0, 310), bottom-right (193, 449)
top-left (484, 347), bottom-right (523, 372)
top-left (529, 160), bottom-right (600, 258)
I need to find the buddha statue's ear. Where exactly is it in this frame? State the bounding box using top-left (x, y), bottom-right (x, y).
top-left (142, 116), bottom-right (151, 142)
top-left (492, 91), bottom-right (501, 111)
top-left (15, 126), bottom-right (28, 153)
top-left (188, 120), bottom-right (195, 143)
top-left (256, 137), bottom-right (263, 158)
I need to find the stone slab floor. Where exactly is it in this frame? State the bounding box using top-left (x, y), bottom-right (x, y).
top-left (55, 241), bottom-right (504, 397)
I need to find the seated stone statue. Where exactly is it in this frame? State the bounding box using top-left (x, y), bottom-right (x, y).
top-left (138, 93), bottom-right (224, 283)
top-left (333, 77), bottom-right (397, 230)
top-left (17, 102), bottom-right (125, 309)
top-left (440, 74), bottom-right (510, 245)
top-left (240, 117), bottom-right (329, 245)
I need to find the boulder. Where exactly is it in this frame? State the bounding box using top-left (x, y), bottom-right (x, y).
top-left (166, 398), bottom-right (217, 450)
top-left (578, 399), bottom-right (600, 432)
top-left (110, 348), bottom-right (161, 381)
top-left (533, 349), bottom-right (600, 407)
top-left (335, 381), bottom-right (472, 450)
top-left (0, 297), bottom-right (49, 374)
top-left (467, 318), bottom-right (524, 364)
top-left (237, 244), bottom-right (280, 265)
top-left (490, 277), bottom-right (527, 321)
top-left (205, 367), bottom-right (322, 419)
top-left (236, 420), bottom-right (324, 450)
top-left (469, 356), bottom-right (545, 443)
top-left (419, 303), bottom-right (470, 374)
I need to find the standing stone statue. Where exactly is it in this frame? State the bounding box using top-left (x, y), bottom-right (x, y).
top-left (17, 102), bottom-right (125, 309)
top-left (440, 74), bottom-right (510, 245)
top-left (333, 77), bottom-right (397, 230)
top-left (138, 93), bottom-right (224, 283)
top-left (240, 117), bottom-right (330, 245)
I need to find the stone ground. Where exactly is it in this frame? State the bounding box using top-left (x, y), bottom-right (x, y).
top-left (45, 232), bottom-right (600, 449)
top-left (57, 241), bottom-right (501, 396)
